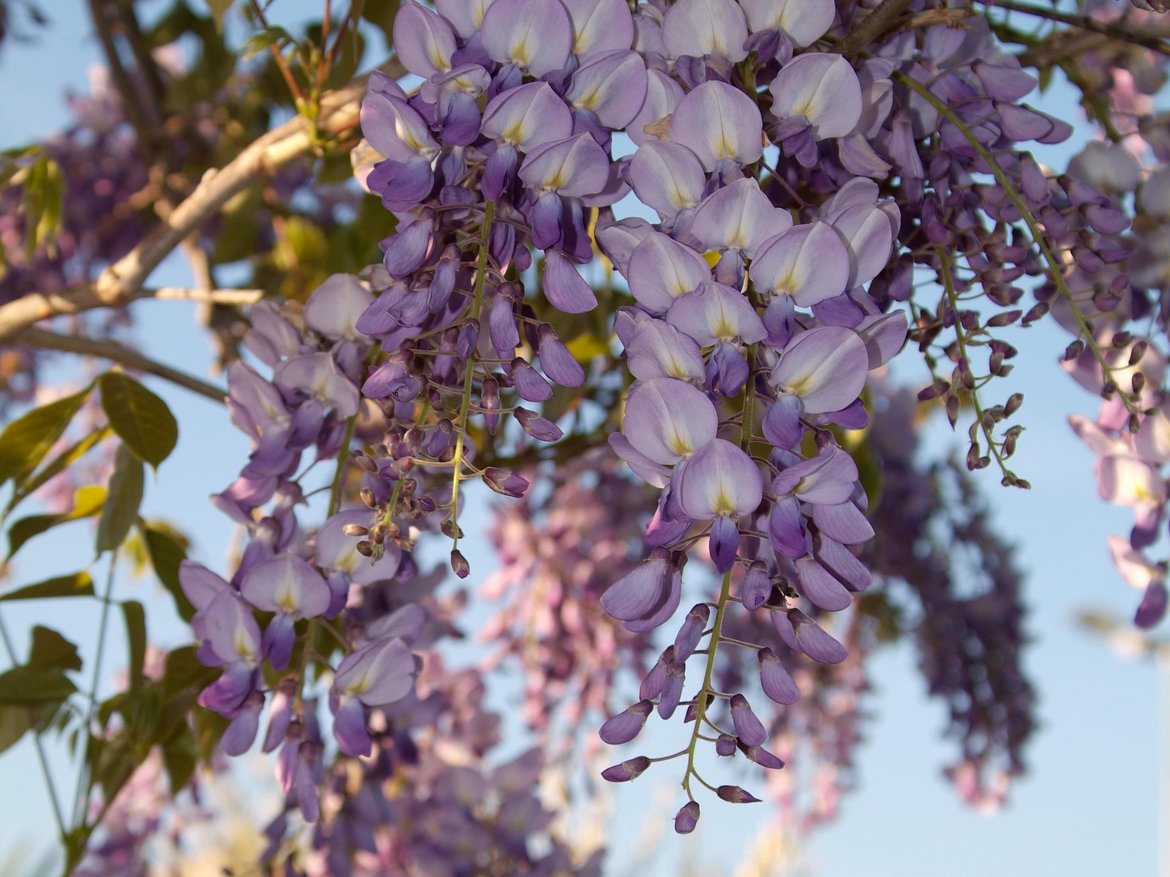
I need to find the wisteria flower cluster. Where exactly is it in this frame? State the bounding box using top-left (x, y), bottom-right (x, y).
top-left (3, 0), bottom-right (1170, 873)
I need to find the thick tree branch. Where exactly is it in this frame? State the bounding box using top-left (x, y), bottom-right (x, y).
top-left (0, 78), bottom-right (368, 341)
top-left (984, 0), bottom-right (1170, 56)
top-left (838, 0), bottom-right (916, 58)
top-left (12, 327), bottom-right (227, 402)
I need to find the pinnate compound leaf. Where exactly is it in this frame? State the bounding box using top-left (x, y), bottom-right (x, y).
top-left (0, 386), bottom-right (91, 488)
top-left (241, 25), bottom-right (294, 60)
top-left (29, 626), bottom-right (81, 672)
top-left (7, 486), bottom-right (106, 558)
top-left (0, 571), bottom-right (95, 603)
top-left (205, 0), bottom-right (235, 32)
top-left (141, 521), bottom-right (194, 621)
top-left (0, 705), bottom-right (35, 756)
top-left (0, 666), bottom-right (76, 704)
top-left (95, 445), bottom-right (145, 554)
top-left (98, 372), bottom-right (179, 468)
top-left (122, 601), bottom-right (147, 693)
top-left (5, 426), bottom-right (111, 516)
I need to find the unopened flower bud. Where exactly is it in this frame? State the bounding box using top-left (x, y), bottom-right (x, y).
top-left (450, 548), bottom-right (470, 578)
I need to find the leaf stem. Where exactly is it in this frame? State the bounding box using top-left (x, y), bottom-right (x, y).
top-left (71, 550), bottom-right (118, 830)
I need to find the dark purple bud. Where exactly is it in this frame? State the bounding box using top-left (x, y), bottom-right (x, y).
top-left (483, 143), bottom-right (519, 201)
top-left (262, 613), bottom-right (297, 672)
top-left (716, 734), bottom-right (737, 756)
top-left (488, 292), bottom-right (520, 356)
top-left (456, 321), bottom-right (479, 359)
top-left (674, 801), bottom-right (700, 834)
top-left (331, 696), bottom-right (372, 757)
top-left (480, 376), bottom-right (501, 435)
top-left (640, 646), bottom-right (675, 700)
top-left (598, 700), bottom-right (654, 744)
top-left (730, 693), bottom-right (768, 747)
top-left (450, 548), bottom-right (470, 579)
top-left (369, 155), bottom-right (435, 212)
top-left (658, 661), bottom-right (686, 719)
top-left (673, 604), bottom-right (710, 660)
top-left (740, 743), bottom-right (786, 770)
top-left (531, 191), bottom-right (564, 249)
top-left (788, 609), bottom-right (848, 664)
top-left (708, 514), bottom-right (741, 572)
top-left (510, 357), bottom-right (553, 402)
top-left (601, 756), bottom-right (651, 782)
top-left (538, 325), bottom-right (586, 387)
top-left (515, 407), bottom-right (564, 441)
top-left (1135, 581), bottom-right (1168, 629)
top-left (221, 691), bottom-right (264, 755)
top-left (758, 648), bottom-right (800, 704)
top-left (543, 249), bottom-right (598, 313)
top-left (716, 785), bottom-right (761, 803)
top-left (770, 496), bottom-right (808, 558)
top-left (741, 562), bottom-right (772, 611)
top-left (763, 395), bottom-right (804, 449)
top-left (483, 467), bottom-right (530, 497)
top-left (380, 213), bottom-right (434, 277)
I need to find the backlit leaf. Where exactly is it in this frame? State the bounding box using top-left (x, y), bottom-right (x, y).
top-left (95, 445), bottom-right (144, 554)
top-left (98, 372), bottom-right (179, 468)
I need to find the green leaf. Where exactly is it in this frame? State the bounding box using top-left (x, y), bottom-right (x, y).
top-left (141, 521), bottom-right (193, 621)
top-left (0, 666), bottom-right (76, 704)
top-left (0, 571), bottom-right (94, 603)
top-left (0, 386), bottom-right (91, 488)
top-left (161, 733), bottom-right (197, 793)
top-left (162, 646), bottom-right (218, 697)
top-left (28, 626), bottom-right (81, 672)
top-left (121, 601), bottom-right (147, 694)
top-left (0, 705), bottom-right (34, 756)
top-left (95, 445), bottom-right (144, 554)
top-left (6, 426), bottom-right (111, 515)
top-left (360, 0), bottom-right (400, 49)
top-left (205, 0), bottom-right (235, 31)
top-left (7, 485), bottom-right (107, 558)
top-left (98, 372), bottom-right (179, 468)
top-left (241, 25), bottom-right (294, 60)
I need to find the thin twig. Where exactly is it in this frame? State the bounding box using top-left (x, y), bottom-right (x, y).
top-left (12, 327), bottom-right (227, 402)
top-left (983, 0), bottom-right (1170, 56)
top-left (837, 0), bottom-right (916, 57)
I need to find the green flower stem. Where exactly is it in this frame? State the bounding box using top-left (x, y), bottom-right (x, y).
top-left (895, 70), bottom-right (1140, 419)
top-left (446, 199), bottom-right (496, 554)
top-left (682, 378), bottom-right (758, 799)
top-left (328, 413), bottom-right (360, 518)
top-left (682, 568), bottom-right (733, 802)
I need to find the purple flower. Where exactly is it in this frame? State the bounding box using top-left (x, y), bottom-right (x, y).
top-left (662, 0), bottom-right (749, 62)
top-left (599, 700), bottom-right (654, 744)
top-left (668, 81), bottom-right (763, 171)
top-left (769, 54), bottom-right (863, 140)
top-left (771, 326), bottom-right (870, 414)
top-left (622, 377), bottom-right (718, 466)
top-left (600, 550), bottom-right (683, 632)
top-left (481, 0), bottom-right (573, 76)
top-left (331, 635), bottom-right (417, 756)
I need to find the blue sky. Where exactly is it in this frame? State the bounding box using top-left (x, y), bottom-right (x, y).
top-left (0, 3), bottom-right (1161, 875)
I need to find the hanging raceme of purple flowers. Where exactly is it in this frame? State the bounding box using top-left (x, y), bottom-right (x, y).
top-left (175, 0), bottom-right (1170, 842)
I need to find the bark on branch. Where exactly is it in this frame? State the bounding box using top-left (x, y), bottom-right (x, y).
top-left (0, 79), bottom-right (367, 341)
